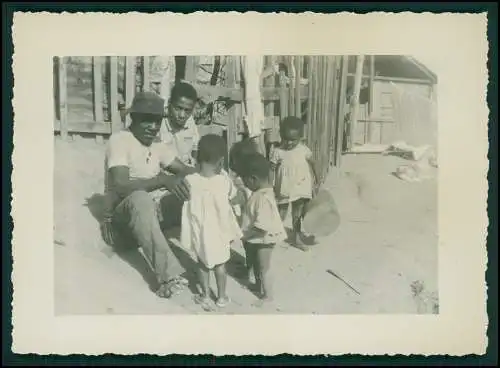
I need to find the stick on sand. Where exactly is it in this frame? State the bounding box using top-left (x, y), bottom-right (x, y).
top-left (327, 269), bottom-right (361, 295)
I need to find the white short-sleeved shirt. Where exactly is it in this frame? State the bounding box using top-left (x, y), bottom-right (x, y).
top-left (241, 187), bottom-right (287, 245)
top-left (159, 117), bottom-right (200, 166)
top-left (105, 130), bottom-right (177, 201)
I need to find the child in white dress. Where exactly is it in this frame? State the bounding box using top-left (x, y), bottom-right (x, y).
top-left (270, 116), bottom-right (320, 251)
top-left (181, 134), bottom-right (243, 310)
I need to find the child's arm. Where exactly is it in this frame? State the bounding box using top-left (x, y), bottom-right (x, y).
top-left (305, 147), bottom-right (320, 194)
top-left (307, 158), bottom-right (320, 186)
top-left (268, 146), bottom-right (281, 185)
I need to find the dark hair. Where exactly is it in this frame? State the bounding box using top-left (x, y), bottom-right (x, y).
top-left (229, 139), bottom-right (259, 173)
top-left (197, 134), bottom-right (226, 164)
top-left (280, 116), bottom-right (305, 133)
top-left (170, 82), bottom-right (198, 104)
top-left (240, 153), bottom-right (271, 180)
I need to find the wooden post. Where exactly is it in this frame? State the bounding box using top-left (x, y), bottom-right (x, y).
top-left (224, 56), bottom-right (240, 165)
top-left (125, 56), bottom-right (135, 128)
top-left (92, 57), bottom-right (104, 142)
top-left (287, 56), bottom-right (295, 117)
top-left (57, 57), bottom-right (68, 140)
top-left (279, 69), bottom-right (288, 122)
top-left (234, 56), bottom-right (244, 145)
top-left (294, 56), bottom-right (302, 118)
top-left (263, 55), bottom-right (277, 157)
top-left (328, 57), bottom-right (340, 168)
top-left (367, 55), bottom-right (375, 143)
top-left (305, 56), bottom-right (315, 143)
top-left (142, 56), bottom-right (150, 92)
top-left (109, 56), bottom-right (120, 133)
top-left (348, 55), bottom-right (365, 150)
top-left (310, 56), bottom-right (320, 152)
top-left (334, 56), bottom-right (349, 167)
top-left (185, 56), bottom-right (198, 83)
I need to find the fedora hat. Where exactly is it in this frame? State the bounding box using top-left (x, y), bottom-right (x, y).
top-left (128, 91), bottom-right (165, 116)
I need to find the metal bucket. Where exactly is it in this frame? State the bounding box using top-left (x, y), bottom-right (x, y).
top-left (302, 189), bottom-right (341, 237)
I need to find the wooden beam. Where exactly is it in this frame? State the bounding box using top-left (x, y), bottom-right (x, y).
top-left (347, 73), bottom-right (433, 85)
top-left (142, 56), bottom-right (150, 91)
top-left (367, 55), bottom-right (375, 143)
top-left (348, 55), bottom-right (365, 150)
top-left (125, 56), bottom-right (135, 127)
top-left (224, 57), bottom-right (240, 160)
top-left (334, 56), bottom-right (348, 167)
top-left (263, 56), bottom-right (277, 154)
top-left (329, 57), bottom-right (340, 167)
top-left (53, 117), bottom-right (280, 136)
top-left (358, 117), bottom-right (394, 123)
top-left (109, 56), bottom-right (121, 133)
top-left (306, 56), bottom-right (314, 132)
top-left (185, 56), bottom-right (198, 82)
top-left (92, 57), bottom-right (104, 123)
top-left (278, 69), bottom-right (288, 121)
top-left (54, 120), bottom-right (112, 134)
top-left (294, 56), bottom-right (302, 117)
top-left (184, 82), bottom-right (308, 102)
top-left (56, 57), bottom-right (68, 140)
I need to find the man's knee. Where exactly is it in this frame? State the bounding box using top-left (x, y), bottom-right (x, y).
top-left (159, 193), bottom-right (183, 228)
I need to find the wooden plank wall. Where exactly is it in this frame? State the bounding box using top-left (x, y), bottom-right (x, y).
top-left (54, 55), bottom-right (348, 178)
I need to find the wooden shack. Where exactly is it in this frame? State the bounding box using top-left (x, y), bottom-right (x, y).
top-left (53, 55), bottom-right (437, 184)
top-left (346, 55), bottom-right (438, 150)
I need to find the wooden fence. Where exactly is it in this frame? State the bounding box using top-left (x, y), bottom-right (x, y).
top-left (54, 55), bottom-right (350, 180)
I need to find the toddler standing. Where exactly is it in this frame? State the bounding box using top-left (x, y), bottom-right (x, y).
top-left (181, 134), bottom-right (243, 310)
top-left (240, 153), bottom-right (287, 304)
top-left (269, 116), bottom-right (320, 251)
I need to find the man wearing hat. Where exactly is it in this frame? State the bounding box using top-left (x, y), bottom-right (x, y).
top-left (102, 91), bottom-right (196, 299)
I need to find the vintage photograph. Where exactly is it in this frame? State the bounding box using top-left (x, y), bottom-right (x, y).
top-left (53, 54), bottom-right (439, 315)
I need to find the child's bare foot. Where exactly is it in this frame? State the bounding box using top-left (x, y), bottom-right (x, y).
top-left (251, 295), bottom-right (274, 308)
top-left (194, 294), bottom-right (214, 312)
top-left (290, 233), bottom-right (309, 252)
top-left (215, 296), bottom-right (231, 308)
top-left (299, 232), bottom-right (317, 246)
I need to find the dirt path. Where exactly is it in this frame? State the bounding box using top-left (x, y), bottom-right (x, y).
top-left (54, 136), bottom-right (438, 315)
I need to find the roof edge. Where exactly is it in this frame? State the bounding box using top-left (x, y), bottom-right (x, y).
top-left (404, 56), bottom-right (438, 84)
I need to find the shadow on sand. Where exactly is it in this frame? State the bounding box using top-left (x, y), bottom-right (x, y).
top-left (84, 192), bottom-right (256, 298)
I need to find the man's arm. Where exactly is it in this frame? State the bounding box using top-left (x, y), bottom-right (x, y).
top-left (163, 157), bottom-right (197, 176)
top-left (108, 166), bottom-right (172, 199)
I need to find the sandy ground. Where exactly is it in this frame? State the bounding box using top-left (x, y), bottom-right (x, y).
top-left (54, 135), bottom-right (438, 315)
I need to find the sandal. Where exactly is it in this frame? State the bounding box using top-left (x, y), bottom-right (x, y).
top-left (215, 296), bottom-right (231, 308)
top-left (194, 294), bottom-right (214, 312)
top-left (156, 276), bottom-right (188, 299)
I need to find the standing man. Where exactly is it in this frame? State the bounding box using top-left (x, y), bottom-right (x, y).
top-left (159, 82), bottom-right (201, 167)
top-left (102, 91), bottom-right (196, 299)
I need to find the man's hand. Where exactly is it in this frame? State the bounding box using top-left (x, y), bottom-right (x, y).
top-left (158, 172), bottom-right (191, 202)
top-left (101, 216), bottom-right (116, 246)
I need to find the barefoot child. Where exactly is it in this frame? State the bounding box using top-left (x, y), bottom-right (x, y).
top-left (240, 153), bottom-right (287, 303)
top-left (269, 116), bottom-right (320, 251)
top-left (181, 134), bottom-right (243, 310)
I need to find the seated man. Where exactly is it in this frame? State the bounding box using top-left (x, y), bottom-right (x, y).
top-left (102, 91), bottom-right (196, 299)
